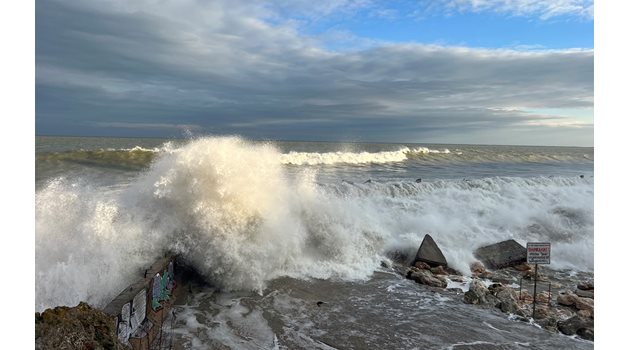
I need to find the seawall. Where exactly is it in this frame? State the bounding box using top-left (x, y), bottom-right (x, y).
top-left (102, 255), bottom-right (178, 350)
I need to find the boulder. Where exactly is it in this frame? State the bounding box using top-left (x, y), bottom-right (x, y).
top-left (478, 271), bottom-right (495, 279)
top-left (448, 275), bottom-right (465, 283)
top-left (430, 265), bottom-right (448, 275)
top-left (470, 261), bottom-right (485, 274)
top-left (386, 250), bottom-right (410, 264)
top-left (408, 269), bottom-right (447, 288)
top-left (535, 291), bottom-right (551, 304)
top-left (577, 309), bottom-right (593, 319)
top-left (463, 279), bottom-right (489, 305)
top-left (512, 264), bottom-right (533, 271)
top-left (474, 240), bottom-right (527, 269)
top-left (412, 234), bottom-right (448, 267)
top-left (414, 261), bottom-right (431, 270)
top-left (557, 315), bottom-right (594, 340)
top-left (577, 328), bottom-right (594, 341)
top-left (577, 281), bottom-right (594, 291)
top-left (574, 297), bottom-right (594, 312)
top-left (557, 291), bottom-right (578, 306)
top-left (575, 289), bottom-right (594, 299)
top-left (496, 288), bottom-right (524, 315)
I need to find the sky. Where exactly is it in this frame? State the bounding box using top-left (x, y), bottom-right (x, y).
top-left (35, 0), bottom-right (594, 146)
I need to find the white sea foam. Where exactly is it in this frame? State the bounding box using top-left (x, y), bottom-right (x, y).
top-left (35, 136), bottom-right (593, 311)
top-left (279, 147), bottom-right (450, 165)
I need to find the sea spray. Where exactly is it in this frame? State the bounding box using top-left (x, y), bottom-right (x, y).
top-left (36, 136), bottom-right (593, 311)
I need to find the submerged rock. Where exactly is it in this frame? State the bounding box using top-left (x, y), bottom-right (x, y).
top-left (474, 240), bottom-right (526, 269)
top-left (412, 234), bottom-right (448, 267)
top-left (557, 315), bottom-right (594, 340)
top-left (35, 302), bottom-right (129, 350)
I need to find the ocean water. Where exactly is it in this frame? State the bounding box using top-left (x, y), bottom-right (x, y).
top-left (35, 135), bottom-right (594, 349)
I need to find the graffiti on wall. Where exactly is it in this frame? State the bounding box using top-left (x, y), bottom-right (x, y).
top-left (114, 259), bottom-right (176, 344)
top-left (130, 289), bottom-right (147, 333)
top-left (116, 302), bottom-right (131, 344)
top-left (151, 260), bottom-right (177, 310)
top-left (115, 288), bottom-right (147, 344)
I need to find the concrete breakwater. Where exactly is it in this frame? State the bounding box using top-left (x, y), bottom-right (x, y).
top-left (35, 254), bottom-right (181, 350)
top-left (102, 255), bottom-right (179, 349)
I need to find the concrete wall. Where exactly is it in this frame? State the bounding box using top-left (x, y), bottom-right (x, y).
top-left (103, 255), bottom-right (176, 350)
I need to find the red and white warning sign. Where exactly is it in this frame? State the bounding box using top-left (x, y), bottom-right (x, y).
top-left (527, 242), bottom-right (551, 264)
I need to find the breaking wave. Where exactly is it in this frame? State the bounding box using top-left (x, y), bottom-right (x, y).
top-left (35, 136), bottom-right (593, 311)
top-left (279, 147), bottom-right (450, 165)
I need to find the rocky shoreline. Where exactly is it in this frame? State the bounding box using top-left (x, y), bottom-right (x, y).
top-left (393, 235), bottom-right (594, 341)
top-left (35, 236), bottom-right (594, 348)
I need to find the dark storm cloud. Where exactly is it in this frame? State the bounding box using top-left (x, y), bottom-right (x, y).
top-left (36, 0), bottom-right (593, 145)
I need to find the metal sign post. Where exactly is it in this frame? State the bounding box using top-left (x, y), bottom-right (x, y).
top-left (527, 242), bottom-right (551, 319)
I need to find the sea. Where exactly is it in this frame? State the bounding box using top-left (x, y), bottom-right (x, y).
top-left (35, 135), bottom-right (594, 349)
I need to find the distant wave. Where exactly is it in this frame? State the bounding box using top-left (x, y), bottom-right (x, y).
top-left (36, 147), bottom-right (160, 170)
top-left (279, 147), bottom-right (451, 165)
top-left (35, 136), bottom-right (593, 311)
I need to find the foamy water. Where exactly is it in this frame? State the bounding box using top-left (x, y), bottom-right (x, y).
top-left (35, 136), bottom-right (593, 312)
top-left (279, 146), bottom-right (450, 165)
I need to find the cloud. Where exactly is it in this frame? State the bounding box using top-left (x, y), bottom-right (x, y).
top-left (436, 0), bottom-right (594, 20)
top-left (36, 0), bottom-right (593, 145)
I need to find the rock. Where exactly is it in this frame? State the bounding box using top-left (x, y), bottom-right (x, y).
top-left (522, 269), bottom-right (546, 281)
top-left (474, 240), bottom-right (527, 269)
top-left (408, 269), bottom-right (447, 288)
top-left (557, 315), bottom-right (594, 340)
top-left (512, 264), bottom-right (533, 271)
top-left (463, 279), bottom-right (489, 305)
top-left (413, 234), bottom-right (448, 267)
top-left (577, 328), bottom-right (594, 341)
top-left (35, 302), bottom-right (129, 350)
top-left (535, 291), bottom-right (551, 304)
top-left (532, 306), bottom-right (551, 320)
top-left (430, 265), bottom-right (448, 275)
top-left (414, 261), bottom-right (431, 270)
top-left (518, 290), bottom-right (532, 303)
top-left (541, 316), bottom-right (560, 331)
top-left (487, 283), bottom-right (504, 293)
top-left (470, 261), bottom-right (485, 274)
top-left (444, 266), bottom-right (462, 276)
top-left (395, 265), bottom-right (412, 277)
top-left (496, 288), bottom-right (524, 315)
top-left (574, 297), bottom-right (594, 312)
top-left (577, 309), bottom-right (593, 319)
top-left (386, 249), bottom-right (410, 264)
top-left (577, 281), bottom-right (594, 291)
top-left (448, 275), bottom-right (465, 283)
top-left (478, 271), bottom-right (495, 279)
top-left (557, 291), bottom-right (578, 306)
top-left (575, 289), bottom-right (594, 299)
